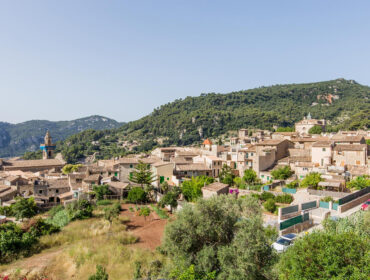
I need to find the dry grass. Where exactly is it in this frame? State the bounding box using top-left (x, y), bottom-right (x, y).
top-left (1, 216), bottom-right (165, 280)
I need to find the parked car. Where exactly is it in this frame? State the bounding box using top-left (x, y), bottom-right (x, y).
top-left (361, 199), bottom-right (370, 211)
top-left (272, 233), bottom-right (297, 253)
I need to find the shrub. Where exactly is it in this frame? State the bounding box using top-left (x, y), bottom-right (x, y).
top-left (321, 196), bottom-right (334, 202)
top-left (263, 199), bottom-right (277, 213)
top-left (93, 185), bottom-right (113, 200)
top-left (286, 180), bottom-right (299, 189)
top-left (88, 265), bottom-right (109, 280)
top-left (48, 205), bottom-right (64, 218)
top-left (30, 218), bottom-right (60, 236)
top-left (12, 197), bottom-right (37, 221)
top-left (260, 191), bottom-right (275, 201)
top-left (250, 193), bottom-right (261, 200)
top-left (97, 200), bottom-right (113, 206)
top-left (271, 166), bottom-right (293, 180)
top-left (275, 194), bottom-right (294, 204)
top-left (127, 187), bottom-right (147, 203)
top-left (47, 209), bottom-right (71, 228)
top-left (151, 205), bottom-right (169, 219)
top-left (66, 200), bottom-right (94, 220)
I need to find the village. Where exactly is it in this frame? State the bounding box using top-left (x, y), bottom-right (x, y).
top-left (0, 113), bottom-right (369, 239)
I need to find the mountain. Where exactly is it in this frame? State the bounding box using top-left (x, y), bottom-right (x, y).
top-left (121, 78), bottom-right (369, 142)
top-left (0, 115), bottom-right (123, 158)
top-left (31, 79), bottom-right (370, 163)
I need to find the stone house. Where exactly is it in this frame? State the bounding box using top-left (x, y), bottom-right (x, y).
top-left (311, 141), bottom-right (333, 167)
top-left (193, 155), bottom-right (224, 177)
top-left (202, 182), bottom-right (229, 199)
top-left (151, 161), bottom-right (174, 187)
top-left (115, 157), bottom-right (160, 183)
top-left (295, 114), bottom-right (326, 134)
top-left (333, 144), bottom-right (367, 167)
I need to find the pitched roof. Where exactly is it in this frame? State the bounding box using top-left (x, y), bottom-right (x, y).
top-left (202, 182), bottom-right (229, 192)
top-left (255, 139), bottom-right (289, 146)
top-left (331, 135), bottom-right (365, 142)
top-left (152, 161), bottom-right (173, 167)
top-left (116, 157), bottom-right (160, 164)
top-left (312, 141), bottom-right (333, 147)
top-left (45, 179), bottom-right (70, 189)
top-left (334, 144), bottom-right (367, 152)
top-left (108, 181), bottom-right (130, 189)
top-left (176, 163), bottom-right (211, 171)
top-left (3, 159), bottom-right (64, 169)
top-left (83, 174), bottom-right (101, 182)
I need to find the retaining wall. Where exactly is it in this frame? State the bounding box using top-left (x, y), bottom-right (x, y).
top-left (338, 193), bottom-right (370, 213)
top-left (307, 189), bottom-right (348, 198)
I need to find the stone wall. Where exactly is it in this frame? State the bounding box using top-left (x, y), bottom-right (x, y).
top-left (307, 188), bottom-right (349, 198)
top-left (280, 219), bottom-right (314, 235)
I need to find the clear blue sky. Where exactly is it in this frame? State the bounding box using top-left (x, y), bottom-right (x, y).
top-left (1, 0), bottom-right (369, 123)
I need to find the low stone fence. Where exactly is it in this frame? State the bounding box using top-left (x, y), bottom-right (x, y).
top-left (307, 188), bottom-right (349, 198)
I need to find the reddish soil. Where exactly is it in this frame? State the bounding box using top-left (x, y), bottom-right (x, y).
top-left (120, 203), bottom-right (169, 250)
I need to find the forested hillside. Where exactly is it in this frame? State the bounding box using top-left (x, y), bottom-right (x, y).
top-left (121, 79), bottom-right (369, 144)
top-left (29, 79), bottom-right (370, 163)
top-left (0, 115), bottom-right (122, 157)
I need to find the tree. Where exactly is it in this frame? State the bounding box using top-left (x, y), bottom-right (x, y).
top-left (130, 161), bottom-right (155, 188)
top-left (271, 166), bottom-right (293, 180)
top-left (12, 197), bottom-right (37, 221)
top-left (66, 199), bottom-right (93, 220)
top-left (276, 127), bottom-right (294, 132)
top-left (300, 172), bottom-right (322, 189)
top-left (181, 176), bottom-right (214, 202)
top-left (347, 176), bottom-right (370, 190)
top-left (263, 198), bottom-right (277, 213)
top-left (88, 265), bottom-right (109, 280)
top-left (158, 191), bottom-right (178, 213)
top-left (243, 169), bottom-right (257, 184)
top-left (286, 180), bottom-right (299, 189)
top-left (162, 195), bottom-right (275, 279)
top-left (93, 184), bottom-right (112, 200)
top-left (219, 164), bottom-right (235, 185)
top-left (127, 187), bottom-right (147, 204)
top-left (62, 164), bottom-right (82, 174)
top-left (308, 125), bottom-right (323, 134)
top-left (138, 206), bottom-right (151, 221)
top-left (278, 231), bottom-right (369, 280)
top-left (233, 177), bottom-right (245, 189)
top-left (104, 205), bottom-right (120, 224)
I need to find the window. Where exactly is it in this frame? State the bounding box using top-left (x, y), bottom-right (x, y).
top-left (261, 175), bottom-right (264, 178)
top-left (267, 176), bottom-right (269, 180)
top-left (114, 172), bottom-right (118, 177)
top-left (251, 153), bottom-right (254, 156)
top-left (129, 172), bottom-right (133, 179)
top-left (56, 189), bottom-right (59, 194)
top-left (129, 164), bottom-right (133, 168)
top-left (322, 148), bottom-right (326, 152)
top-left (39, 190), bottom-right (42, 194)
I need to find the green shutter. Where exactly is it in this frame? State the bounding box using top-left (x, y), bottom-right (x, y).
top-left (160, 176), bottom-right (164, 183)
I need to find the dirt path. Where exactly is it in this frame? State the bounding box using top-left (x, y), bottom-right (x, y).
top-left (0, 247), bottom-right (64, 277)
top-left (120, 204), bottom-right (169, 250)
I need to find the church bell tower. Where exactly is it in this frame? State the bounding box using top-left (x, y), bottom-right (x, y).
top-left (40, 130), bottom-right (56, 159)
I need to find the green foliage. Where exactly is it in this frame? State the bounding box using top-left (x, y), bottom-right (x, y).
top-left (66, 199), bottom-right (94, 220)
top-left (181, 176), bottom-right (215, 202)
top-left (278, 231), bottom-right (369, 280)
top-left (286, 180), bottom-right (299, 189)
top-left (321, 196), bottom-right (334, 202)
top-left (300, 172), bottom-right (322, 189)
top-left (48, 205), bottom-right (64, 218)
top-left (127, 187), bottom-right (147, 203)
top-left (243, 169), bottom-right (257, 184)
top-left (276, 127), bottom-right (294, 132)
top-left (219, 164), bottom-right (235, 185)
top-left (138, 206), bottom-right (151, 220)
top-left (162, 195), bottom-right (275, 279)
top-left (158, 192), bottom-right (178, 213)
top-left (347, 176), bottom-right (370, 190)
top-left (260, 191), bottom-right (275, 201)
top-left (47, 209), bottom-right (71, 228)
top-left (151, 205), bottom-right (169, 219)
top-left (104, 203), bottom-right (121, 223)
top-left (22, 150), bottom-right (43, 160)
top-left (233, 177), bottom-right (246, 189)
top-left (0, 222), bottom-right (39, 263)
top-left (88, 265), bottom-right (109, 280)
top-left (0, 205), bottom-right (14, 216)
top-left (62, 164), bottom-right (83, 174)
top-left (130, 161), bottom-right (155, 187)
top-left (308, 125), bottom-right (323, 134)
top-left (271, 166), bottom-right (293, 180)
top-left (30, 218), bottom-right (60, 236)
top-left (275, 194), bottom-right (294, 204)
top-left (169, 265), bottom-right (216, 280)
top-left (366, 139), bottom-right (370, 145)
top-left (12, 197), bottom-right (37, 221)
top-left (96, 200), bottom-right (113, 206)
top-left (263, 199), bottom-right (277, 213)
top-left (93, 184), bottom-right (113, 200)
